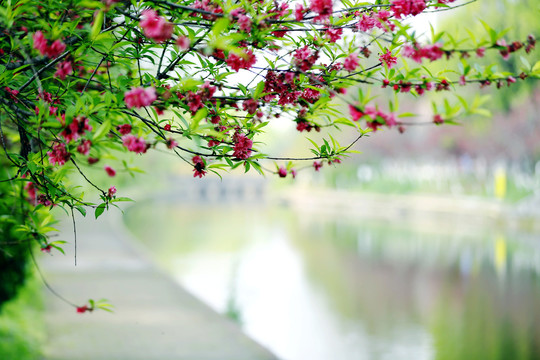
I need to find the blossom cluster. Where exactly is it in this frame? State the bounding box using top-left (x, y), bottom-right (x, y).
top-left (402, 43), bottom-right (445, 63)
top-left (4, 0), bottom-right (538, 205)
top-left (32, 31), bottom-right (66, 58)
top-left (139, 9), bottom-right (174, 43)
top-left (124, 87), bottom-right (157, 109)
top-left (192, 156), bottom-right (207, 178)
top-left (48, 142), bottom-right (70, 166)
top-left (232, 132), bottom-right (253, 160)
top-left (60, 115), bottom-right (92, 143)
top-left (122, 135), bottom-right (147, 154)
top-left (356, 11), bottom-right (395, 33)
top-left (349, 105), bottom-right (397, 131)
top-left (310, 0), bottom-right (333, 22)
top-left (226, 49), bottom-right (257, 72)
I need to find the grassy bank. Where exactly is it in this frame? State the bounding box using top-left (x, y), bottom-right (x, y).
top-left (0, 272), bottom-right (46, 360)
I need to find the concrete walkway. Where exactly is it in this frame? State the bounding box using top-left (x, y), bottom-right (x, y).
top-left (39, 210), bottom-right (278, 360)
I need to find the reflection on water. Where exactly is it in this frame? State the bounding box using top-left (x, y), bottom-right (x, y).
top-left (125, 201), bottom-right (540, 360)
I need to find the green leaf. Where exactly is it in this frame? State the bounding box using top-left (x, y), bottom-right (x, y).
top-left (93, 120), bottom-right (111, 141)
top-left (521, 56), bottom-right (531, 71)
top-left (51, 244), bottom-right (66, 255)
top-left (253, 81), bottom-right (265, 99)
top-left (532, 61), bottom-right (540, 74)
top-left (190, 108), bottom-right (208, 131)
top-left (95, 203), bottom-right (106, 219)
top-left (212, 18), bottom-right (230, 37)
top-left (472, 108), bottom-right (492, 117)
top-left (75, 206), bottom-right (87, 217)
top-left (112, 197), bottom-right (133, 202)
top-left (91, 10), bottom-right (104, 40)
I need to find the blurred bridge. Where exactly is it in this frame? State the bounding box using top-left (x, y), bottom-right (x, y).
top-left (159, 175), bottom-right (269, 204)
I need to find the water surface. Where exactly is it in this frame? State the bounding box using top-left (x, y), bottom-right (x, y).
top-left (125, 200), bottom-right (540, 360)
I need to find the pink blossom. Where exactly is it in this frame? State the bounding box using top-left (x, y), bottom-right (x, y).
top-left (374, 11), bottom-right (395, 31)
top-left (349, 105), bottom-right (364, 121)
top-left (48, 142), bottom-right (70, 166)
top-left (33, 31), bottom-right (48, 55)
top-left (233, 133), bottom-right (253, 159)
top-left (496, 39), bottom-right (511, 60)
top-left (425, 43), bottom-right (444, 61)
top-left (4, 87), bottom-right (19, 103)
top-left (301, 87), bottom-right (321, 102)
top-left (270, 2), bottom-right (289, 19)
top-left (295, 4), bottom-right (305, 21)
top-left (433, 114), bottom-right (444, 124)
top-left (176, 36), bottom-right (190, 50)
top-left (325, 28), bottom-right (342, 43)
top-left (24, 181), bottom-right (37, 204)
top-left (32, 31), bottom-right (66, 58)
top-left (293, 46), bottom-right (318, 71)
top-left (402, 44), bottom-right (420, 62)
top-left (185, 91), bottom-right (203, 113)
top-left (166, 138), bottom-right (178, 149)
top-left (103, 0), bottom-right (119, 7)
top-left (54, 61), bottom-right (73, 80)
top-left (296, 120), bottom-right (312, 132)
top-left (77, 139), bottom-right (92, 156)
top-left (380, 112), bottom-right (397, 127)
top-left (117, 124), bottom-right (132, 135)
top-left (237, 14), bottom-right (252, 32)
top-left (403, 43), bottom-right (444, 63)
top-left (122, 134), bottom-right (147, 154)
top-left (390, 0), bottom-right (427, 18)
top-left (278, 167), bottom-right (287, 178)
top-left (459, 75), bottom-right (466, 86)
top-left (343, 53), bottom-right (359, 71)
top-left (366, 106), bottom-right (377, 119)
top-left (310, 0), bottom-right (333, 22)
top-left (192, 156), bottom-right (207, 178)
top-left (379, 49), bottom-right (397, 68)
top-left (476, 47), bottom-right (485, 58)
top-left (226, 49), bottom-right (257, 72)
top-left (105, 165), bottom-right (116, 177)
top-left (47, 40), bottom-right (66, 58)
top-left (139, 9), bottom-right (174, 43)
top-left (38, 91), bottom-right (54, 103)
top-left (108, 186), bottom-right (117, 198)
top-left (200, 81), bottom-right (216, 98)
top-left (37, 194), bottom-right (52, 207)
top-left (294, 46), bottom-right (312, 61)
top-left (76, 306), bottom-right (90, 313)
top-left (60, 116), bottom-right (92, 143)
top-left (124, 87), bottom-right (157, 108)
top-left (313, 161), bottom-right (323, 171)
top-left (357, 14), bottom-right (377, 32)
top-left (243, 99), bottom-right (259, 114)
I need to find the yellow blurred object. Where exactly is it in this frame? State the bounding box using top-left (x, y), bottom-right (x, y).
top-left (494, 167), bottom-right (507, 199)
top-left (494, 236), bottom-right (507, 276)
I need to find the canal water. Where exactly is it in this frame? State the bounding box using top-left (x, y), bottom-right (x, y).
top-left (124, 200), bottom-right (540, 360)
